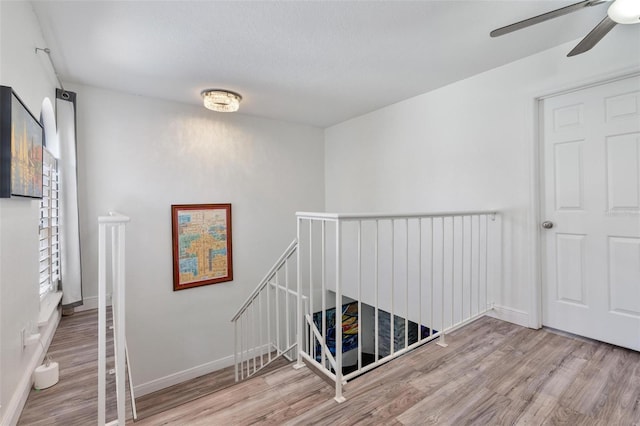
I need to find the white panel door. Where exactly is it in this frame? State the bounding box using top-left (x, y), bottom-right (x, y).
top-left (542, 75), bottom-right (640, 351)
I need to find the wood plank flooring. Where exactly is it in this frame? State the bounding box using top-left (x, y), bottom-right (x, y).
top-left (135, 316), bottom-right (640, 425)
top-left (17, 309), bottom-right (288, 424)
top-left (135, 354), bottom-right (290, 419)
top-left (18, 312), bottom-right (640, 425)
top-left (18, 309), bottom-right (129, 425)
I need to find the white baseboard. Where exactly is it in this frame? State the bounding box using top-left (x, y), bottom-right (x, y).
top-left (488, 305), bottom-right (530, 328)
top-left (133, 354), bottom-right (235, 397)
top-left (2, 309), bottom-right (60, 426)
top-left (133, 343), bottom-right (274, 397)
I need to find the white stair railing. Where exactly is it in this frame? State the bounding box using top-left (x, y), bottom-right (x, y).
top-left (98, 211), bottom-right (137, 425)
top-left (295, 211), bottom-right (501, 402)
top-left (231, 239), bottom-right (304, 381)
top-left (304, 313), bottom-right (340, 383)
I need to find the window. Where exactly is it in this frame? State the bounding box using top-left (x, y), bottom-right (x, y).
top-left (39, 149), bottom-right (60, 299)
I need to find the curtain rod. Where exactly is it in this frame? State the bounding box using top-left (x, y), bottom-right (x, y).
top-left (35, 47), bottom-right (70, 100)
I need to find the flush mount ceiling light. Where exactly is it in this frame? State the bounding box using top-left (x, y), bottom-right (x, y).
top-left (201, 89), bottom-right (242, 112)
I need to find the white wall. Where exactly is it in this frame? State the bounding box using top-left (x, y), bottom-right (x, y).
top-left (69, 83), bottom-right (324, 393)
top-left (325, 29), bottom-right (640, 328)
top-left (0, 1), bottom-right (59, 423)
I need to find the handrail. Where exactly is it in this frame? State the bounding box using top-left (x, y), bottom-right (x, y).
top-left (296, 210), bottom-right (497, 221)
top-left (231, 239), bottom-right (297, 322)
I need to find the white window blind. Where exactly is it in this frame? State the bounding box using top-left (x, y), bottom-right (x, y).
top-left (39, 149), bottom-right (60, 299)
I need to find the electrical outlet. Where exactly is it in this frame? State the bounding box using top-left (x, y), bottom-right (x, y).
top-left (20, 325), bottom-right (41, 350)
top-left (25, 333), bottom-right (41, 346)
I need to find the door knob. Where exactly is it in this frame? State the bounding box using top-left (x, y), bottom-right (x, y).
top-left (541, 221), bottom-right (554, 229)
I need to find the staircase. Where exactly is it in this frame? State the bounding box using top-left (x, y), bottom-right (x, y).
top-left (230, 239), bottom-right (300, 381)
top-left (231, 210), bottom-right (501, 402)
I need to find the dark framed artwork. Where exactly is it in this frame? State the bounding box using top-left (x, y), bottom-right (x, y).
top-left (0, 86), bottom-right (43, 199)
top-left (171, 203), bottom-right (233, 291)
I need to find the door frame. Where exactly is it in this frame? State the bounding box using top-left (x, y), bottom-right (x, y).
top-left (529, 70), bottom-right (640, 330)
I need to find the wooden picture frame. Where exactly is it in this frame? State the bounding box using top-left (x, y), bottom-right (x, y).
top-left (0, 86), bottom-right (43, 199)
top-left (171, 203), bottom-right (233, 290)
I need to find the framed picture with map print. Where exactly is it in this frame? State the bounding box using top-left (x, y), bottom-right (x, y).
top-left (171, 203), bottom-right (233, 291)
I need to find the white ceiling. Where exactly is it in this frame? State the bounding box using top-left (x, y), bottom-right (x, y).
top-left (31, 0), bottom-right (638, 128)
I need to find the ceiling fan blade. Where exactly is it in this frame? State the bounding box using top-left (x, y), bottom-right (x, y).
top-left (490, 0), bottom-right (606, 37)
top-left (567, 15), bottom-right (617, 56)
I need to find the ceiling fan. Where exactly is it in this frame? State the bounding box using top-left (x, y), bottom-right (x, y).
top-left (490, 0), bottom-right (640, 57)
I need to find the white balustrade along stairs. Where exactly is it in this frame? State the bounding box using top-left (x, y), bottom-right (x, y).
top-left (231, 210), bottom-right (501, 402)
top-left (231, 239), bottom-right (301, 381)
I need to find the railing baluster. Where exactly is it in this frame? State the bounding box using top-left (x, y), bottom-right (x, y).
top-left (485, 214), bottom-right (490, 311)
top-left (475, 216), bottom-right (478, 316)
top-left (405, 218), bottom-right (408, 351)
top-left (97, 222), bottom-right (106, 426)
top-left (234, 319), bottom-right (238, 382)
top-left (239, 312), bottom-right (244, 380)
top-left (255, 298), bottom-right (259, 370)
top-left (252, 300), bottom-right (257, 374)
top-left (275, 276), bottom-right (280, 356)
top-left (440, 217), bottom-right (445, 343)
top-left (418, 218), bottom-right (422, 342)
top-left (245, 310), bottom-right (250, 378)
top-left (357, 220), bottom-right (362, 371)
top-left (469, 215), bottom-right (473, 319)
top-left (308, 221), bottom-right (313, 361)
top-left (247, 300), bottom-right (252, 374)
top-left (267, 277), bottom-right (271, 364)
top-left (237, 312), bottom-right (241, 381)
top-left (243, 311), bottom-right (247, 380)
top-left (285, 257), bottom-right (290, 351)
top-left (451, 216), bottom-right (455, 329)
top-left (254, 301), bottom-right (259, 373)
top-left (259, 291), bottom-right (264, 368)
top-left (430, 217), bottom-right (434, 339)
top-left (461, 216), bottom-right (465, 324)
top-left (477, 215), bottom-right (481, 317)
top-left (296, 218), bottom-right (303, 368)
top-left (321, 220), bottom-right (326, 368)
top-left (247, 300), bottom-right (251, 375)
top-left (248, 306), bottom-right (252, 376)
top-left (293, 271), bottom-right (297, 354)
top-left (390, 220), bottom-right (395, 356)
top-left (374, 219), bottom-right (379, 361)
top-left (334, 219), bottom-right (344, 403)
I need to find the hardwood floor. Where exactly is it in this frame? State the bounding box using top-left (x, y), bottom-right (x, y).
top-left (18, 309), bottom-right (128, 425)
top-left (135, 354), bottom-right (290, 420)
top-left (18, 312), bottom-right (640, 425)
top-left (17, 309), bottom-right (288, 424)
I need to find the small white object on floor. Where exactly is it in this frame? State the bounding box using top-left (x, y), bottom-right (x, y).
top-left (34, 361), bottom-right (59, 390)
